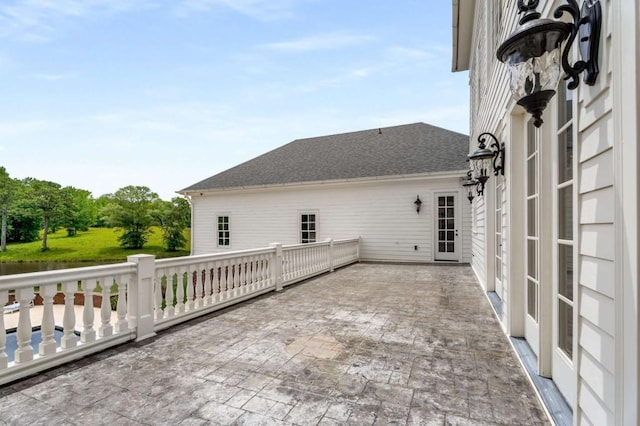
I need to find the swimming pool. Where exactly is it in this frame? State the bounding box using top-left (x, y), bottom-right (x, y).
top-left (4, 326), bottom-right (76, 363)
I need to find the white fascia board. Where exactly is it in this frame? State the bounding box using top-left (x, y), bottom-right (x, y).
top-left (179, 170), bottom-right (469, 197)
top-left (452, 0), bottom-right (475, 72)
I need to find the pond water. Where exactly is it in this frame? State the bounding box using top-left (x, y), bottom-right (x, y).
top-left (0, 261), bottom-right (112, 276)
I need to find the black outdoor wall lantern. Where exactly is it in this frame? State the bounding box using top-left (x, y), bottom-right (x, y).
top-left (497, 0), bottom-right (601, 127)
top-left (469, 132), bottom-right (505, 195)
top-left (414, 195), bottom-right (422, 214)
top-left (462, 170), bottom-right (478, 204)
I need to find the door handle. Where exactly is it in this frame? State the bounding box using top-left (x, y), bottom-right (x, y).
top-left (455, 229), bottom-right (459, 237)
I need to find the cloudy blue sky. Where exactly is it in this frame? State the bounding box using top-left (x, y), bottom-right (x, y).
top-left (0, 0), bottom-right (469, 200)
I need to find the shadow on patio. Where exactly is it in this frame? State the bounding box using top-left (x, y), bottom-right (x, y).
top-left (0, 263), bottom-right (549, 425)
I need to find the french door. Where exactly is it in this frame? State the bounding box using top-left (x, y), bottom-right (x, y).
top-left (495, 175), bottom-right (505, 300)
top-left (525, 119), bottom-right (540, 356)
top-left (434, 193), bottom-right (459, 261)
top-left (552, 80), bottom-right (576, 404)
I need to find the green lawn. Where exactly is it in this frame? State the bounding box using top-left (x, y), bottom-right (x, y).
top-left (0, 227), bottom-right (191, 262)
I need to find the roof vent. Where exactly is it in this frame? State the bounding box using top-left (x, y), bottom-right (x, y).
top-left (378, 128), bottom-right (382, 134)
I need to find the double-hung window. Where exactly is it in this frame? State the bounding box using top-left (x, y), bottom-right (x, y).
top-left (300, 213), bottom-right (317, 244)
top-left (217, 215), bottom-right (230, 247)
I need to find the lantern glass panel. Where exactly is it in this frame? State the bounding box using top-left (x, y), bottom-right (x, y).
top-left (507, 48), bottom-right (562, 100)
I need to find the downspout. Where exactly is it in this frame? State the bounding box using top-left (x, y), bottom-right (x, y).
top-left (183, 194), bottom-right (194, 255)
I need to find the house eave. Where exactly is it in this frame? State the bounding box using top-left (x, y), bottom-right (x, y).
top-left (178, 170), bottom-right (469, 196)
top-left (452, 0), bottom-right (475, 72)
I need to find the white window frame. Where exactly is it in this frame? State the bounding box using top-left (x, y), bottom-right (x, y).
top-left (299, 211), bottom-right (318, 244)
top-left (216, 214), bottom-right (230, 247)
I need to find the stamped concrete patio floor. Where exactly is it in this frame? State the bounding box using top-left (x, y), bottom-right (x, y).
top-left (0, 263), bottom-right (549, 425)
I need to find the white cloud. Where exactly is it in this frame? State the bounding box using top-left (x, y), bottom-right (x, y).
top-left (177, 0), bottom-right (299, 20)
top-left (262, 32), bottom-right (375, 52)
top-left (0, 0), bottom-right (157, 41)
top-left (386, 46), bottom-right (435, 60)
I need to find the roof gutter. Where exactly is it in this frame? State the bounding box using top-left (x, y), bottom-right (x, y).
top-left (178, 169), bottom-right (470, 196)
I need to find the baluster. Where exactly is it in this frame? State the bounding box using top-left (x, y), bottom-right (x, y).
top-left (165, 269), bottom-right (175, 318)
top-left (204, 265), bottom-right (213, 305)
top-left (154, 272), bottom-right (164, 320)
top-left (290, 251), bottom-right (296, 280)
top-left (239, 261), bottom-right (244, 292)
top-left (232, 264), bottom-right (238, 296)
top-left (114, 276), bottom-right (128, 333)
top-left (61, 281), bottom-right (78, 349)
top-left (40, 284), bottom-right (57, 356)
top-left (186, 268), bottom-right (195, 311)
top-left (282, 252), bottom-right (289, 282)
top-left (298, 249), bottom-right (303, 276)
top-left (292, 250), bottom-right (297, 279)
top-left (313, 246), bottom-right (318, 272)
top-left (323, 245), bottom-right (328, 270)
top-left (253, 258), bottom-right (258, 287)
top-left (299, 249), bottom-right (304, 278)
top-left (81, 279), bottom-right (97, 343)
top-left (224, 262), bottom-right (229, 295)
top-left (235, 261), bottom-right (242, 295)
top-left (196, 267), bottom-right (204, 308)
top-left (99, 276), bottom-right (113, 338)
top-left (175, 270), bottom-right (185, 314)
top-left (14, 288), bottom-right (34, 363)
top-left (242, 259), bottom-right (248, 293)
top-left (311, 247), bottom-right (316, 273)
top-left (264, 255), bottom-right (271, 288)
top-left (0, 290), bottom-right (8, 369)
top-left (313, 247), bottom-right (317, 272)
top-left (247, 260), bottom-right (251, 285)
top-left (260, 256), bottom-right (266, 287)
top-left (312, 247), bottom-right (316, 273)
top-left (214, 264), bottom-right (221, 303)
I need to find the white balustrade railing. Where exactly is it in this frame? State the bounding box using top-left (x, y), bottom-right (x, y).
top-left (0, 262), bottom-right (137, 385)
top-left (0, 238), bottom-right (359, 385)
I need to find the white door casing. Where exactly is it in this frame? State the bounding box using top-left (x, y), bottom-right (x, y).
top-left (434, 193), bottom-right (460, 261)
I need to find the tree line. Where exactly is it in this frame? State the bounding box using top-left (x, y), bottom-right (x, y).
top-left (0, 166), bottom-right (190, 252)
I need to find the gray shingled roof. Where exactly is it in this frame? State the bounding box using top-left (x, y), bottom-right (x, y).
top-left (181, 122), bottom-right (469, 192)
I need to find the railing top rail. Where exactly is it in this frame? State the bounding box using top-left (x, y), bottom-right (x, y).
top-left (333, 238), bottom-right (360, 245)
top-left (282, 238), bottom-right (359, 250)
top-left (282, 241), bottom-right (330, 250)
top-left (155, 247), bottom-right (275, 269)
top-left (0, 262), bottom-right (136, 290)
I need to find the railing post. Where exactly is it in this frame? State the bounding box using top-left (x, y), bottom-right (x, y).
top-left (326, 238), bottom-right (334, 272)
top-left (270, 243), bottom-right (283, 291)
top-left (0, 290), bottom-right (7, 369)
top-left (127, 254), bottom-right (156, 342)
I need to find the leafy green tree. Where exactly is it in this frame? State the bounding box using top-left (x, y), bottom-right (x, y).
top-left (153, 197), bottom-right (191, 251)
top-left (7, 180), bottom-right (42, 244)
top-left (93, 194), bottom-right (114, 227)
top-left (60, 187), bottom-right (97, 236)
top-left (0, 167), bottom-right (18, 252)
top-left (26, 179), bottom-right (64, 251)
top-left (102, 185), bottom-right (159, 249)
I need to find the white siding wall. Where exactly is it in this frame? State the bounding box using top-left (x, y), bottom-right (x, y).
top-left (576, 0), bottom-right (616, 421)
top-left (464, 0), bottom-right (635, 423)
top-left (190, 176), bottom-right (471, 264)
